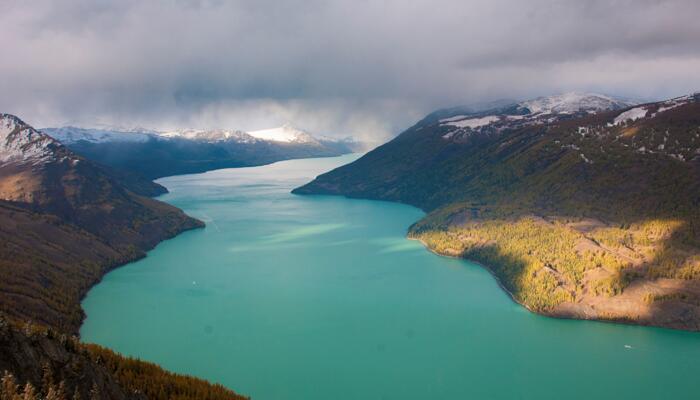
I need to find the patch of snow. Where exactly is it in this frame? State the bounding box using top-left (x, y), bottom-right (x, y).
top-left (439, 115), bottom-right (471, 123)
top-left (670, 153), bottom-right (685, 161)
top-left (650, 94), bottom-right (696, 117)
top-left (580, 153), bottom-right (593, 164)
top-left (441, 115), bottom-right (500, 129)
top-left (442, 131), bottom-right (458, 139)
top-left (614, 107), bottom-right (648, 125)
top-left (654, 104), bottom-right (682, 116)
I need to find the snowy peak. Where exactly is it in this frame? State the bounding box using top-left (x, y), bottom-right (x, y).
top-left (158, 128), bottom-right (258, 143)
top-left (248, 124), bottom-right (317, 143)
top-left (517, 92), bottom-right (634, 115)
top-left (43, 123), bottom-right (336, 145)
top-left (436, 92), bottom-right (638, 142)
top-left (0, 114), bottom-right (60, 165)
top-left (43, 126), bottom-right (155, 144)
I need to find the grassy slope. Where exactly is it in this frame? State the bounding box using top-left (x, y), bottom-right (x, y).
top-left (295, 97), bottom-right (700, 330)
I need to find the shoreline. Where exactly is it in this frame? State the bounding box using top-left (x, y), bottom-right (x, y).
top-left (406, 235), bottom-right (534, 313)
top-left (408, 234), bottom-right (700, 332)
top-left (75, 222), bottom-right (205, 337)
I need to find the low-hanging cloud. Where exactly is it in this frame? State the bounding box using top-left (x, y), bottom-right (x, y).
top-left (1, 0), bottom-right (699, 140)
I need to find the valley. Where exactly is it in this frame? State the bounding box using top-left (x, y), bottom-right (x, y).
top-left (4, 2), bottom-right (699, 399)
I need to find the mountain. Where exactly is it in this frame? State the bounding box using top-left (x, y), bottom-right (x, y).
top-left (45, 126), bottom-right (155, 144)
top-left (294, 92), bottom-right (700, 330)
top-left (0, 114), bottom-right (250, 399)
top-left (0, 113), bottom-right (204, 333)
top-left (158, 128), bottom-right (257, 143)
top-left (295, 92), bottom-right (640, 208)
top-left (43, 124), bottom-right (364, 180)
top-left (516, 92), bottom-right (634, 114)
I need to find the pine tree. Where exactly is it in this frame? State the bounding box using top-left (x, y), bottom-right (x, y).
top-left (41, 363), bottom-right (54, 396)
top-left (89, 383), bottom-right (99, 400)
top-left (1, 372), bottom-right (19, 400)
top-left (21, 383), bottom-right (37, 400)
top-left (45, 387), bottom-right (59, 400)
top-left (56, 381), bottom-right (68, 400)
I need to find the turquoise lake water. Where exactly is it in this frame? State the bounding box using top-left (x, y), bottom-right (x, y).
top-left (81, 154), bottom-right (700, 399)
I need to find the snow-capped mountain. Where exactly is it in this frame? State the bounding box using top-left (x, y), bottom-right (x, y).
top-left (158, 128), bottom-right (258, 143)
top-left (0, 113), bottom-right (168, 201)
top-left (43, 123), bottom-right (341, 146)
top-left (516, 92), bottom-right (634, 115)
top-left (39, 122), bottom-right (362, 180)
top-left (1, 114), bottom-right (62, 165)
top-left (294, 91), bottom-right (700, 331)
top-left (248, 124), bottom-right (318, 144)
top-left (43, 126), bottom-right (156, 145)
top-left (436, 92), bottom-right (637, 142)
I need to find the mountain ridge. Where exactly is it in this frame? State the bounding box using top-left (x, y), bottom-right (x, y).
top-left (42, 123), bottom-right (364, 181)
top-left (44, 123), bottom-right (359, 145)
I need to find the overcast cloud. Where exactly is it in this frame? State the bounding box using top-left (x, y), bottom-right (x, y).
top-left (1, 0), bottom-right (699, 140)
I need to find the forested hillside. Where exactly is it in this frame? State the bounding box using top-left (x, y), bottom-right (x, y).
top-left (295, 93), bottom-right (700, 330)
top-left (0, 114), bottom-right (246, 399)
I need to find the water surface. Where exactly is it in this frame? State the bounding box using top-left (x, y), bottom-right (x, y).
top-left (82, 154), bottom-right (700, 400)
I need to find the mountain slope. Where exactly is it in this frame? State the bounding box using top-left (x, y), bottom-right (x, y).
top-left (294, 92), bottom-right (700, 330)
top-left (0, 316), bottom-right (246, 400)
top-left (0, 114), bottom-right (251, 398)
top-left (0, 113), bottom-right (203, 333)
top-left (43, 125), bottom-right (363, 180)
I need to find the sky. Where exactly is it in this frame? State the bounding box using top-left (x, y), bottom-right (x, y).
top-left (1, 0), bottom-right (700, 141)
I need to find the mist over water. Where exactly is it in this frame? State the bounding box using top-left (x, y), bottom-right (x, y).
top-left (81, 155), bottom-right (700, 400)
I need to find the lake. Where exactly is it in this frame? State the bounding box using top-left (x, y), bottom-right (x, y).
top-left (81, 154), bottom-right (700, 400)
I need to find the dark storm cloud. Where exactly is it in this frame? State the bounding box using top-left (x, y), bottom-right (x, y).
top-left (1, 0), bottom-right (699, 139)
